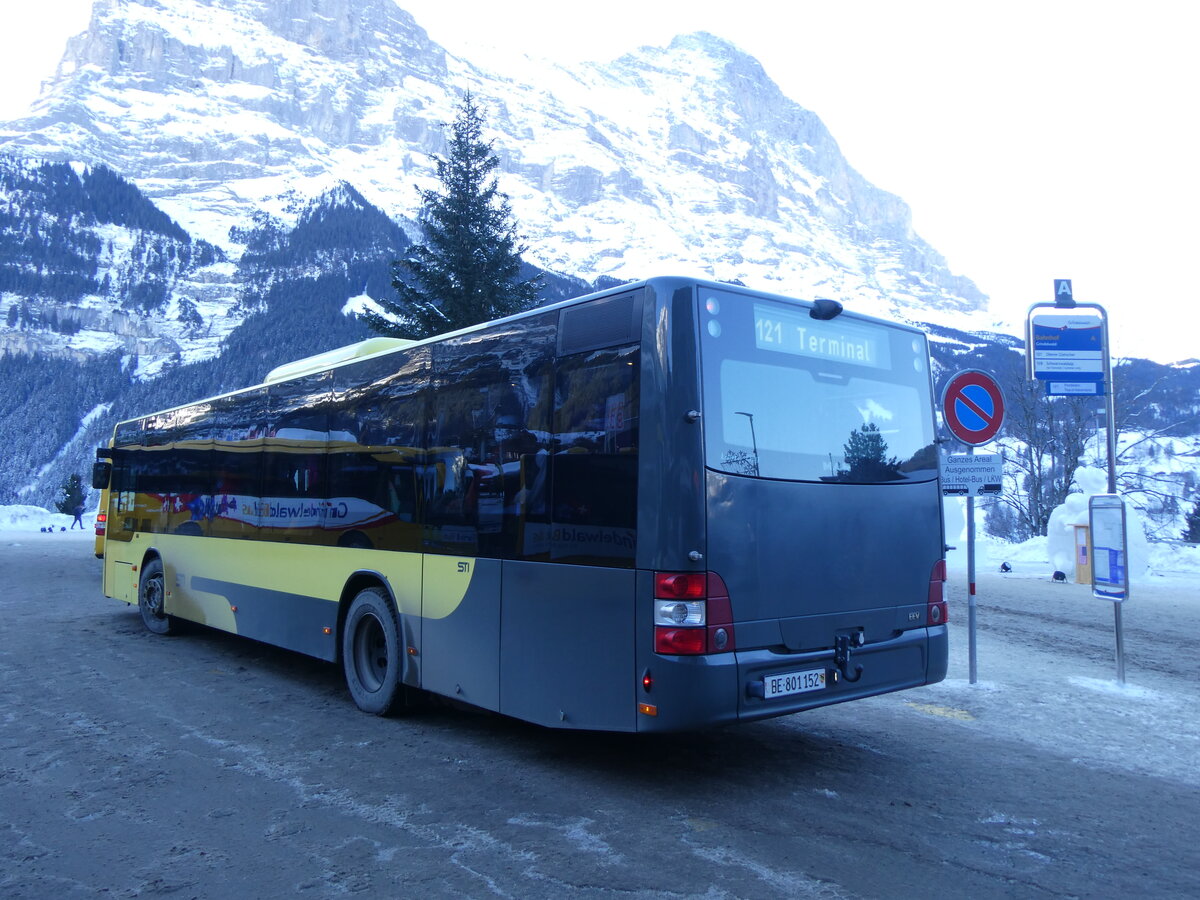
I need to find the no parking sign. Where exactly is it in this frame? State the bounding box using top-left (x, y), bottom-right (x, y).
top-left (941, 370), bottom-right (1005, 446)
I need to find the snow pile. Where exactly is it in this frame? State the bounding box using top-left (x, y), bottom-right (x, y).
top-left (0, 504), bottom-right (93, 533)
top-left (1045, 466), bottom-right (1150, 581)
top-left (944, 479), bottom-right (1196, 585)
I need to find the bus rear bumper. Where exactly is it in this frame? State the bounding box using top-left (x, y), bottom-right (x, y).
top-left (637, 626), bottom-right (946, 732)
top-left (736, 626), bottom-right (947, 722)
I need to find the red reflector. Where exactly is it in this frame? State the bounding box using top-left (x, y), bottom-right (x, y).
top-left (655, 572), bottom-right (706, 599)
top-left (655, 626), bottom-right (707, 655)
top-left (932, 559), bottom-right (947, 582)
top-left (928, 559), bottom-right (948, 626)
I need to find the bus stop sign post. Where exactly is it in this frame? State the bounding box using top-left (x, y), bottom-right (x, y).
top-left (1090, 495), bottom-right (1129, 682)
top-left (1026, 281), bottom-right (1127, 684)
top-left (941, 369), bottom-right (1006, 685)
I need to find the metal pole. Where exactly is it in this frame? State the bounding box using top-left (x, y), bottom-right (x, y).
top-left (1099, 311), bottom-right (1126, 684)
top-left (1027, 296), bottom-right (1126, 684)
top-left (967, 446), bottom-right (977, 684)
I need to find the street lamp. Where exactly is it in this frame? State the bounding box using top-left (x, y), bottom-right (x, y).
top-left (735, 411), bottom-right (759, 476)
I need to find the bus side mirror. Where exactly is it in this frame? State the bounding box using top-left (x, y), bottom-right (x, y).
top-left (92, 461), bottom-right (112, 490)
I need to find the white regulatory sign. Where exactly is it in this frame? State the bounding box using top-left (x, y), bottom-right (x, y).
top-left (941, 453), bottom-right (1004, 497)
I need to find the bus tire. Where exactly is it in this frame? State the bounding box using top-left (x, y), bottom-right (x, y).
top-left (138, 557), bottom-right (176, 635)
top-left (343, 587), bottom-right (406, 716)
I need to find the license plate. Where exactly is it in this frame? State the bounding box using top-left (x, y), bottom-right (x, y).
top-left (763, 668), bottom-right (826, 698)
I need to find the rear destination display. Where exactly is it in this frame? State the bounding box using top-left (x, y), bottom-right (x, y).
top-left (753, 303), bottom-right (890, 369)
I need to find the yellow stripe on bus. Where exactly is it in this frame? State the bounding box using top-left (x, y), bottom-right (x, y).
top-left (112, 534), bottom-right (473, 624)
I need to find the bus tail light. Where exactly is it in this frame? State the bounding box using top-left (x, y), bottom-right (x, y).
top-left (654, 627), bottom-right (707, 655)
top-left (654, 572), bottom-right (706, 599)
top-left (95, 512), bottom-right (107, 536)
top-left (927, 559), bottom-right (948, 626)
top-left (653, 572), bottom-right (736, 655)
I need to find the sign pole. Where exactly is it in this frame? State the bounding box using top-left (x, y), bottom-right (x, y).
top-left (966, 445), bottom-right (977, 684)
top-left (940, 369), bottom-right (1006, 687)
top-left (1098, 310), bottom-right (1126, 683)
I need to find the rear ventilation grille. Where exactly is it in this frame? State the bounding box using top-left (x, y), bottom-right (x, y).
top-left (558, 292), bottom-right (641, 356)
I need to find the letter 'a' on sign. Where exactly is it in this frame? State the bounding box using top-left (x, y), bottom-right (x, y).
top-left (1054, 279), bottom-right (1075, 307)
top-left (941, 369), bottom-right (1006, 446)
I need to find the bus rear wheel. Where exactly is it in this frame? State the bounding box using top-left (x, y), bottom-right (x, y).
top-left (343, 587), bottom-right (407, 715)
top-left (138, 558), bottom-right (176, 635)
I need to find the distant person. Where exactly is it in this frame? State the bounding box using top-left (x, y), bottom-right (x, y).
top-left (71, 503), bottom-right (85, 530)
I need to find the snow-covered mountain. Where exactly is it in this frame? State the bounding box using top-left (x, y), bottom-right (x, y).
top-left (0, 0), bottom-right (987, 353)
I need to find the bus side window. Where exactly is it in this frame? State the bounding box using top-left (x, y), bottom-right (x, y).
top-left (551, 345), bottom-right (639, 567)
top-left (427, 316), bottom-right (557, 559)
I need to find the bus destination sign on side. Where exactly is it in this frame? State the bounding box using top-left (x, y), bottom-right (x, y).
top-left (941, 453), bottom-right (1003, 497)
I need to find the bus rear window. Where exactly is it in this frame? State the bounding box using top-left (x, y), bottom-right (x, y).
top-left (699, 291), bottom-right (937, 484)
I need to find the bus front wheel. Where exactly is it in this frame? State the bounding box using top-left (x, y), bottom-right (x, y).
top-left (138, 557), bottom-right (176, 635)
top-left (343, 587), bottom-right (406, 715)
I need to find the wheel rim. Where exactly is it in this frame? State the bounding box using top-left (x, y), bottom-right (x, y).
top-left (352, 613), bottom-right (388, 692)
top-left (143, 574), bottom-right (165, 619)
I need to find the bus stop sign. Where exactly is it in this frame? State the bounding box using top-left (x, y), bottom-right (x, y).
top-left (942, 369), bottom-right (1006, 446)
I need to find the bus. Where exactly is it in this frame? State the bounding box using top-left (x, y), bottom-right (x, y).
top-left (92, 277), bottom-right (948, 731)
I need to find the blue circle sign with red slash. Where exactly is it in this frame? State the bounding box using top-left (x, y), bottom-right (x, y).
top-left (942, 369), bottom-right (1006, 446)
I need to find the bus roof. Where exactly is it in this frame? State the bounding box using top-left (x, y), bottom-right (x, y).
top-left (109, 276), bottom-right (927, 432)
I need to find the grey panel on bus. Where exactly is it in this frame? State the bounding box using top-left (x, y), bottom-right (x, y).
top-left (558, 292), bottom-right (642, 356)
top-left (421, 558), bottom-right (502, 711)
top-left (706, 474), bottom-right (942, 634)
top-left (500, 561), bottom-right (635, 731)
top-left (190, 576), bottom-right (338, 661)
top-left (634, 281), bottom-right (707, 571)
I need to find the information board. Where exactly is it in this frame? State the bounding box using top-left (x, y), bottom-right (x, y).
top-left (1031, 313), bottom-right (1105, 381)
top-left (1089, 494), bottom-right (1129, 602)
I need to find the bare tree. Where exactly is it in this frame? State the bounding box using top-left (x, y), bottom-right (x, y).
top-left (984, 351), bottom-right (1096, 538)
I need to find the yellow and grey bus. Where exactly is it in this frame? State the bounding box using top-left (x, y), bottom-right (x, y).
top-left (93, 277), bottom-right (948, 731)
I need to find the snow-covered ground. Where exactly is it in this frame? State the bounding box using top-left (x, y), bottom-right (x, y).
top-left (7, 500), bottom-right (1197, 797)
top-left (0, 504), bottom-right (98, 535)
top-left (947, 528), bottom-right (1200, 587)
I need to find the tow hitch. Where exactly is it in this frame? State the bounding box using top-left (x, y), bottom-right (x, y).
top-left (834, 632), bottom-right (864, 683)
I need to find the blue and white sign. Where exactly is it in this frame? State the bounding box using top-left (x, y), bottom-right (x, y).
top-left (1031, 313), bottom-right (1105, 381)
top-left (941, 453), bottom-right (1004, 497)
top-left (1089, 494), bottom-right (1129, 602)
top-left (1046, 381), bottom-right (1105, 397)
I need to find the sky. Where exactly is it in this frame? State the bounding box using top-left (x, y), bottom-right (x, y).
top-left (2, 0), bottom-right (1198, 363)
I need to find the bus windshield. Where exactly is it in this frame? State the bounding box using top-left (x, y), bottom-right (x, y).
top-left (699, 289), bottom-right (937, 484)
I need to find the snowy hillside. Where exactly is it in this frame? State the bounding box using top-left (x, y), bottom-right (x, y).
top-left (0, 0), bottom-right (988, 331)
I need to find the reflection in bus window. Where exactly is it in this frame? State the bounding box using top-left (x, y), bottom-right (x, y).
top-left (552, 344), bottom-right (639, 566)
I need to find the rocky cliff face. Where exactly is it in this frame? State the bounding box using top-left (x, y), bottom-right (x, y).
top-left (0, 0), bottom-right (987, 354)
top-left (0, 154), bottom-right (236, 374)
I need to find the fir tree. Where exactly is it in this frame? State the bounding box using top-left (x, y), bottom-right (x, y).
top-left (841, 422), bottom-right (901, 481)
top-left (1183, 498), bottom-right (1200, 544)
top-left (55, 473), bottom-right (86, 515)
top-left (364, 93), bottom-right (542, 339)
